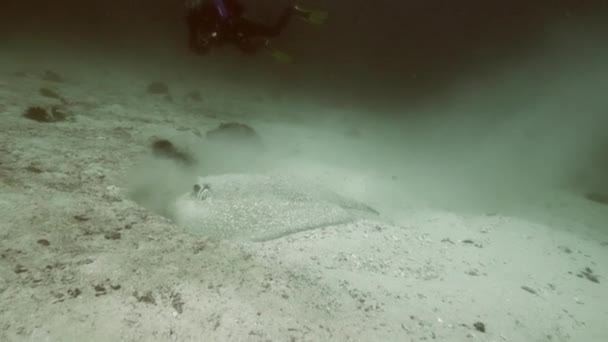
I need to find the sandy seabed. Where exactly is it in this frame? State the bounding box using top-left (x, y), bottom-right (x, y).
top-left (0, 48), bottom-right (607, 342)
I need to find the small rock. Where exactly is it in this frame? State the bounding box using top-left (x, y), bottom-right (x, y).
top-left (37, 239), bottom-right (51, 247)
top-left (73, 214), bottom-right (91, 222)
top-left (104, 231), bottom-right (121, 240)
top-left (14, 265), bottom-right (28, 274)
top-left (23, 106), bottom-right (52, 122)
top-left (473, 321), bottom-right (486, 333)
top-left (521, 285), bottom-right (537, 295)
top-left (23, 105), bottom-right (70, 123)
top-left (134, 291), bottom-right (156, 305)
top-left (465, 269), bottom-right (480, 276)
top-left (461, 239), bottom-right (483, 248)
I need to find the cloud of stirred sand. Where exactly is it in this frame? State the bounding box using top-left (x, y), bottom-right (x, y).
top-left (127, 17), bottom-right (608, 221)
top-left (285, 19), bottom-right (608, 213)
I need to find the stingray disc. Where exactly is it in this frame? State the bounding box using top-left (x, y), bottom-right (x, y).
top-left (171, 173), bottom-right (378, 242)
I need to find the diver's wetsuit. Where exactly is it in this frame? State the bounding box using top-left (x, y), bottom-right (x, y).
top-left (186, 0), bottom-right (298, 55)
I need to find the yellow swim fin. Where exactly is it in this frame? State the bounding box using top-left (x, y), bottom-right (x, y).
top-left (294, 5), bottom-right (328, 25)
top-left (303, 9), bottom-right (328, 25)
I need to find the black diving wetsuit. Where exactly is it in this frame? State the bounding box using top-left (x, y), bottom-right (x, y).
top-left (186, 0), bottom-right (295, 55)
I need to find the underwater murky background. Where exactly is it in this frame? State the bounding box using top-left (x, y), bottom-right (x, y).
top-left (1, 1), bottom-right (607, 341)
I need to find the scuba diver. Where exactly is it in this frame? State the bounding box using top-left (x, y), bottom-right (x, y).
top-left (185, 0), bottom-right (327, 62)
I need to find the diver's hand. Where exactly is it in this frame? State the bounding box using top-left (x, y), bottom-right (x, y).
top-left (292, 3), bottom-right (328, 25)
top-left (246, 36), bottom-right (270, 48)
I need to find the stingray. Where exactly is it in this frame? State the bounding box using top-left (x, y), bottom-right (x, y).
top-left (170, 173), bottom-right (379, 242)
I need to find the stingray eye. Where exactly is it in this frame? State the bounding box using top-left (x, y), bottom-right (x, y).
top-left (193, 184), bottom-right (201, 194)
top-left (192, 183), bottom-right (211, 200)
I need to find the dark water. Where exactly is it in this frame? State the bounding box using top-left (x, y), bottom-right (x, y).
top-left (1, 1), bottom-right (605, 106)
